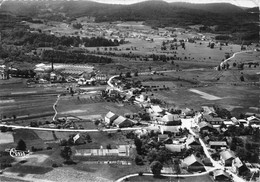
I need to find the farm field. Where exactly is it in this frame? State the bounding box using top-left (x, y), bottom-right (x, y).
top-left (150, 84), bottom-right (260, 117)
top-left (56, 94), bottom-right (140, 119)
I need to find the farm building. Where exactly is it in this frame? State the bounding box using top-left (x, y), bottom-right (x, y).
top-left (213, 169), bottom-right (231, 181)
top-left (74, 145), bottom-right (130, 157)
top-left (202, 115), bottom-right (224, 125)
top-left (182, 154), bottom-right (205, 172)
top-left (232, 157), bottom-right (249, 175)
top-left (104, 111), bottom-right (118, 125)
top-left (247, 116), bottom-right (260, 126)
top-left (198, 121), bottom-right (214, 133)
top-left (113, 116), bottom-right (133, 128)
top-left (209, 141), bottom-right (227, 150)
top-left (165, 143), bottom-right (186, 153)
top-left (220, 150), bottom-right (235, 166)
top-left (185, 135), bottom-right (201, 149)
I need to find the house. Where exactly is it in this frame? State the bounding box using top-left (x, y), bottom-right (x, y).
top-left (182, 154), bottom-right (205, 172)
top-left (220, 150), bottom-right (235, 166)
top-left (181, 108), bottom-right (194, 117)
top-left (113, 116), bottom-right (133, 128)
top-left (198, 121), bottom-right (214, 133)
top-left (157, 134), bottom-right (169, 142)
top-left (203, 115), bottom-right (223, 125)
top-left (118, 145), bottom-right (129, 156)
top-left (247, 116), bottom-right (260, 126)
top-left (151, 105), bottom-right (164, 115)
top-left (185, 135), bottom-right (201, 149)
top-left (165, 143), bottom-right (186, 153)
top-left (232, 157), bottom-right (249, 175)
top-left (104, 111), bottom-right (118, 125)
top-left (213, 169), bottom-right (231, 181)
top-left (161, 114), bottom-right (182, 126)
top-left (209, 141), bottom-right (227, 150)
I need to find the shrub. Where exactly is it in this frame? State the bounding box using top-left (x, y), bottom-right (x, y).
top-left (52, 163), bottom-right (58, 168)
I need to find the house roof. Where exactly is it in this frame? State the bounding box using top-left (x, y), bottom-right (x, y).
top-left (165, 144), bottom-right (185, 152)
top-left (183, 154), bottom-right (203, 166)
top-left (247, 116), bottom-right (260, 122)
top-left (212, 117), bottom-right (223, 122)
top-left (186, 135), bottom-right (200, 146)
top-left (203, 115), bottom-right (213, 122)
top-left (213, 169), bottom-right (230, 178)
top-left (158, 134), bottom-right (168, 140)
top-left (113, 116), bottom-right (127, 125)
top-left (233, 157), bottom-right (244, 168)
top-left (198, 121), bottom-right (213, 129)
top-left (162, 114), bottom-right (174, 122)
top-left (105, 111), bottom-right (118, 119)
top-left (118, 145), bottom-right (127, 153)
top-left (220, 150), bottom-right (235, 160)
top-left (151, 105), bottom-right (163, 113)
top-left (209, 141), bottom-right (227, 146)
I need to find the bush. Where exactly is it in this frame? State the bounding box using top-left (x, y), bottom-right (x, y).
top-left (138, 172), bottom-right (143, 176)
top-left (52, 163), bottom-right (59, 168)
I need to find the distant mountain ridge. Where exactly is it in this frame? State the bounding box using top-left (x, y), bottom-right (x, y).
top-left (0, 0), bottom-right (258, 37)
top-left (0, 0), bottom-right (254, 17)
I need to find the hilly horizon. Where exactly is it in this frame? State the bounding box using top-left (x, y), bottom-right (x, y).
top-left (0, 0), bottom-right (258, 42)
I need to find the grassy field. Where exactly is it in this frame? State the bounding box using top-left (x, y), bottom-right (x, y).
top-left (127, 174), bottom-right (214, 182)
top-left (56, 94), bottom-right (140, 118)
top-left (12, 129), bottom-right (47, 149)
top-left (149, 84), bottom-right (260, 117)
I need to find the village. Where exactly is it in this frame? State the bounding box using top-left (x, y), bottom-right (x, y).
top-left (0, 68), bottom-right (260, 182)
top-left (0, 1), bottom-right (260, 181)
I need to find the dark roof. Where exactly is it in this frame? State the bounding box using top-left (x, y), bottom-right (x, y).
top-left (113, 116), bottom-right (129, 125)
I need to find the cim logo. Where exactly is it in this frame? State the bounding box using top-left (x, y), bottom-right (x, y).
top-left (5, 148), bottom-right (31, 158)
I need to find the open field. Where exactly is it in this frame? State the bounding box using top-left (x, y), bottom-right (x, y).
top-left (56, 94), bottom-right (140, 119)
top-left (150, 84), bottom-right (260, 117)
top-left (0, 132), bottom-right (14, 144)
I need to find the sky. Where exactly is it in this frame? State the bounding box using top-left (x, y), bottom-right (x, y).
top-left (92, 0), bottom-right (259, 7)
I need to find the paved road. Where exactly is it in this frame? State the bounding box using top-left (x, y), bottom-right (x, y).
top-left (0, 124), bottom-right (143, 133)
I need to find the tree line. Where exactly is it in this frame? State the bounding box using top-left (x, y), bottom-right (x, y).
top-left (42, 50), bottom-right (112, 64)
top-left (2, 29), bottom-right (120, 48)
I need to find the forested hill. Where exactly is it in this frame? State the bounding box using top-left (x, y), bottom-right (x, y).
top-left (0, 0), bottom-right (256, 22)
top-left (0, 0), bottom-right (258, 41)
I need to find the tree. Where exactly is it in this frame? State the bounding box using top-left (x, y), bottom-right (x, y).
top-left (135, 155), bottom-right (144, 165)
top-left (125, 72), bottom-right (131, 78)
top-left (240, 75), bottom-right (245, 82)
top-left (60, 146), bottom-right (72, 162)
top-left (150, 161), bottom-right (163, 177)
top-left (134, 137), bottom-right (143, 155)
top-left (134, 71), bottom-right (138, 77)
top-left (174, 159), bottom-right (181, 174)
top-left (16, 139), bottom-right (26, 151)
